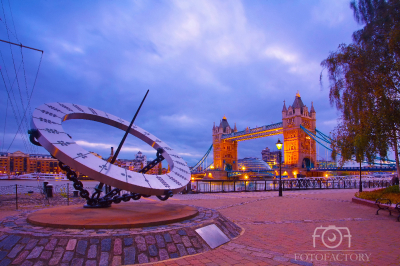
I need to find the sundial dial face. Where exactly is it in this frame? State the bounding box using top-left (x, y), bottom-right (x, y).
top-left (31, 102), bottom-right (190, 196)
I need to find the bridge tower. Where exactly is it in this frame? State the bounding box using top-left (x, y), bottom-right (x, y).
top-left (212, 116), bottom-right (238, 171)
top-left (282, 92), bottom-right (316, 169)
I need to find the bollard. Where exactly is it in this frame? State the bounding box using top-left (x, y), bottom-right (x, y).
top-left (43, 181), bottom-right (48, 195)
top-left (46, 184), bottom-right (53, 198)
top-left (73, 190), bottom-right (79, 197)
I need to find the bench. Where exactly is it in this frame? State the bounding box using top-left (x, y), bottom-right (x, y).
top-left (396, 203), bottom-right (400, 222)
top-left (375, 198), bottom-right (400, 221)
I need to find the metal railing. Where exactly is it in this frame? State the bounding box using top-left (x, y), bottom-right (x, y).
top-left (0, 182), bottom-right (145, 209)
top-left (190, 178), bottom-right (394, 193)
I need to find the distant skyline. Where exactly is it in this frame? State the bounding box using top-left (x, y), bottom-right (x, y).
top-left (0, 1), bottom-right (365, 166)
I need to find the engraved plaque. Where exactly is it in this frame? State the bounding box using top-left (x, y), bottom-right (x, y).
top-left (195, 224), bottom-right (230, 249)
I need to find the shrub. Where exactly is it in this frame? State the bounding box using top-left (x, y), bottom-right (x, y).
top-left (355, 186), bottom-right (400, 203)
top-left (383, 185), bottom-right (400, 194)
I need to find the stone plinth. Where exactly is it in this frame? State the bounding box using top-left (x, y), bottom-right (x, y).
top-left (27, 202), bottom-right (198, 229)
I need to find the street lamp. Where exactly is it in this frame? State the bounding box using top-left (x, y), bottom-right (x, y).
top-left (306, 136), bottom-right (311, 168)
top-left (354, 146), bottom-right (362, 193)
top-left (276, 139), bottom-right (283, 197)
top-left (359, 160), bottom-right (362, 193)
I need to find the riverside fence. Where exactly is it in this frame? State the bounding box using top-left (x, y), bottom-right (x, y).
top-left (0, 183), bottom-right (82, 210)
top-left (190, 177), bottom-right (394, 193)
top-left (0, 182), bottom-right (146, 210)
top-left (0, 177), bottom-right (395, 209)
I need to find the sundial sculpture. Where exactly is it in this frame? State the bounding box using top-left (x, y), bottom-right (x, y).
top-left (28, 91), bottom-right (191, 208)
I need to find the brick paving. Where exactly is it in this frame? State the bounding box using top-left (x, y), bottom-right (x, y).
top-left (1, 189), bottom-right (399, 265)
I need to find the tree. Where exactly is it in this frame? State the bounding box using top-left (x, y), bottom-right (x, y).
top-left (321, 0), bottom-right (400, 177)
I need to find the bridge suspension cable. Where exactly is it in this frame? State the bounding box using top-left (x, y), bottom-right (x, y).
top-left (191, 144), bottom-right (213, 173)
top-left (300, 125), bottom-right (395, 166)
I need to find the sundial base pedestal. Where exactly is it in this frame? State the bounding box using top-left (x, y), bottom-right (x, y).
top-left (27, 202), bottom-right (199, 229)
top-left (2, 204), bottom-right (242, 264)
top-left (83, 204), bottom-right (111, 208)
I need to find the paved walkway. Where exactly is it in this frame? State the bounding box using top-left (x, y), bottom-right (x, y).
top-left (1, 189), bottom-right (399, 265)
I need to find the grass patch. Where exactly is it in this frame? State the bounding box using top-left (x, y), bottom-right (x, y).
top-left (355, 185), bottom-right (400, 203)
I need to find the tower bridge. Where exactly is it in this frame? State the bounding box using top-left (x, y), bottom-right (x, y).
top-left (211, 92), bottom-right (316, 177)
top-left (192, 91), bottom-right (396, 179)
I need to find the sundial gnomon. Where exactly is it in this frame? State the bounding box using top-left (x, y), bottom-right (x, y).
top-left (29, 91), bottom-right (190, 207)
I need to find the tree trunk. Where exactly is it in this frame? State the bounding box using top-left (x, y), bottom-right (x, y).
top-left (393, 134), bottom-right (400, 188)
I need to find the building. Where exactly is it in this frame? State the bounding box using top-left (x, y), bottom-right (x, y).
top-left (0, 152), bottom-right (10, 174)
top-left (29, 153), bottom-right (61, 174)
top-left (238, 157), bottom-right (272, 171)
top-left (119, 151), bottom-right (168, 174)
top-left (0, 151), bottom-right (61, 175)
top-left (261, 147), bottom-right (281, 168)
top-left (282, 91), bottom-right (316, 168)
top-left (135, 151), bottom-right (147, 171)
top-left (212, 116), bottom-right (238, 171)
top-left (0, 148), bottom-right (169, 178)
top-left (119, 151), bottom-right (147, 172)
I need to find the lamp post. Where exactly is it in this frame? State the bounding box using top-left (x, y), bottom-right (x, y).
top-left (359, 160), bottom-right (362, 192)
top-left (306, 136), bottom-right (311, 168)
top-left (276, 139), bottom-right (283, 197)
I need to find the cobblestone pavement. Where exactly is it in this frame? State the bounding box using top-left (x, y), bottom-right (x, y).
top-left (1, 189), bottom-right (399, 265)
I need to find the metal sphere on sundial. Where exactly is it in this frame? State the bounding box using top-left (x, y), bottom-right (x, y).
top-left (30, 102), bottom-right (190, 196)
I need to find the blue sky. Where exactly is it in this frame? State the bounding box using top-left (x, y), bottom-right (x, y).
top-left (0, 0), bottom-right (362, 166)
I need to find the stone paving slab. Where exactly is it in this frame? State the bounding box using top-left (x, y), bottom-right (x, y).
top-left (147, 189), bottom-right (399, 266)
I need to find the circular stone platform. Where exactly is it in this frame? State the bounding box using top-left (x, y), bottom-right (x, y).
top-left (27, 202), bottom-right (199, 229)
top-left (0, 205), bottom-right (242, 265)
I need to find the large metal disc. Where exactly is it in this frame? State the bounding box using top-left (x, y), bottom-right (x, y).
top-left (31, 102), bottom-right (190, 196)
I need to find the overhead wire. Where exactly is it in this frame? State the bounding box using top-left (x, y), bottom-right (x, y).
top-left (0, 18), bottom-right (18, 42)
top-left (0, 49), bottom-right (13, 153)
top-left (19, 45), bottom-right (38, 154)
top-left (1, 0), bottom-right (43, 154)
top-left (6, 0), bottom-right (18, 43)
top-left (0, 63), bottom-right (29, 153)
top-left (6, 52), bottom-right (43, 152)
top-left (1, 97), bottom-right (8, 152)
top-left (1, 0), bottom-right (32, 154)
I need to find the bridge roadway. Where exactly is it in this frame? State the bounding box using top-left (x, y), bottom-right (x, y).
top-left (221, 122), bottom-right (283, 141)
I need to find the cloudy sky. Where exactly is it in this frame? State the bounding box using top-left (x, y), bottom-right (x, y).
top-left (0, 0), bottom-right (363, 166)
